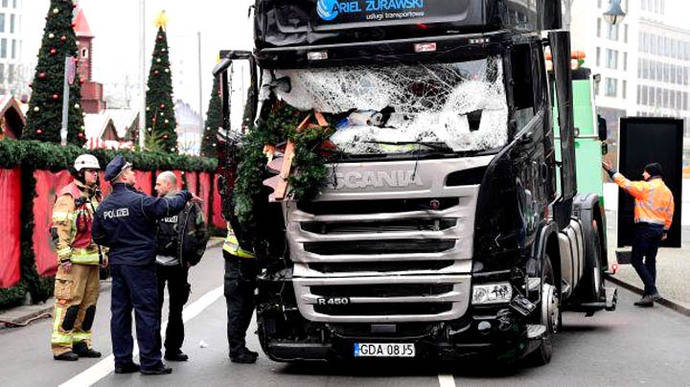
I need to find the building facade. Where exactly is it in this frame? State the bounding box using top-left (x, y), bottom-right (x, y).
top-left (570, 0), bottom-right (690, 172)
top-left (0, 0), bottom-right (24, 96)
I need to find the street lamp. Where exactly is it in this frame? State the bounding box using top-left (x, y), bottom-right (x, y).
top-left (603, 0), bottom-right (626, 25)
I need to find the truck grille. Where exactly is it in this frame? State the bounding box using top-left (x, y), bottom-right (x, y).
top-left (285, 158), bottom-right (489, 323)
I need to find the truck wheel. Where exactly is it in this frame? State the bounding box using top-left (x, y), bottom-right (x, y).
top-left (525, 255), bottom-right (559, 366)
top-left (577, 220), bottom-right (604, 301)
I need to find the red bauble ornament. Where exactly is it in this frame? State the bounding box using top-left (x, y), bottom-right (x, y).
top-left (36, 129), bottom-right (43, 134)
top-left (160, 104), bottom-right (165, 109)
top-left (29, 82), bottom-right (33, 88)
top-left (158, 35), bottom-right (163, 40)
top-left (163, 134), bottom-right (168, 139)
top-left (52, 94), bottom-right (59, 100)
top-left (154, 70), bottom-right (159, 75)
top-left (72, 22), bottom-right (76, 27)
top-left (78, 132), bottom-right (84, 138)
top-left (60, 35), bottom-right (67, 42)
top-left (50, 48), bottom-right (57, 55)
top-left (38, 72), bottom-right (46, 79)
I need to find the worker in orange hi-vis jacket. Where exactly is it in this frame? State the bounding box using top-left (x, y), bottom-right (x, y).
top-left (603, 161), bottom-right (674, 307)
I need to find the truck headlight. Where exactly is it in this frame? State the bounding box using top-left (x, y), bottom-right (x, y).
top-left (472, 283), bottom-right (513, 305)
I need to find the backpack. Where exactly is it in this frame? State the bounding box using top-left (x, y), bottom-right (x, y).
top-left (177, 203), bottom-right (209, 266)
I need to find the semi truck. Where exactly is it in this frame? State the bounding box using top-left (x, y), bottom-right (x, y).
top-left (214, 0), bottom-right (617, 366)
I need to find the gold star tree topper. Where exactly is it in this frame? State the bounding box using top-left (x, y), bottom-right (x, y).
top-left (155, 10), bottom-right (169, 30)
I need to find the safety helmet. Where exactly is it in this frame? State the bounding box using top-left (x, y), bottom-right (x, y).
top-left (74, 154), bottom-right (101, 172)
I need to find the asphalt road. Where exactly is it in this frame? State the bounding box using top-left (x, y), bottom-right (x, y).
top-left (1, 246), bottom-right (689, 387)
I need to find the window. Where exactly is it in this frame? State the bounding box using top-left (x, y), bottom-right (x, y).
top-left (9, 14), bottom-right (12, 33)
top-left (605, 78), bottom-right (618, 97)
top-left (624, 25), bottom-right (628, 43)
top-left (597, 18), bottom-right (601, 38)
top-left (607, 23), bottom-right (619, 41)
top-left (622, 80), bottom-right (627, 99)
top-left (605, 49), bottom-right (618, 69)
top-left (596, 47), bottom-right (601, 66)
top-left (0, 14), bottom-right (4, 33)
top-left (670, 90), bottom-right (675, 109)
top-left (637, 85), bottom-right (641, 104)
top-left (510, 44), bottom-right (535, 129)
top-left (650, 86), bottom-right (656, 105)
top-left (0, 64), bottom-right (3, 82)
top-left (641, 85), bottom-right (649, 105)
top-left (623, 52), bottom-right (628, 71)
top-left (11, 39), bottom-right (14, 59)
top-left (7, 63), bottom-right (13, 84)
top-left (0, 39), bottom-right (6, 59)
top-left (1, 0), bottom-right (6, 7)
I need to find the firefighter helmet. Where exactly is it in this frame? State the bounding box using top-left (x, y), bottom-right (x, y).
top-left (74, 154), bottom-right (101, 172)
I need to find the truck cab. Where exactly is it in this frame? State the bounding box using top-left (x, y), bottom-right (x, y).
top-left (215, 0), bottom-right (616, 365)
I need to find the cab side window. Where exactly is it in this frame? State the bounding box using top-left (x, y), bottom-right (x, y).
top-left (510, 44), bottom-right (536, 131)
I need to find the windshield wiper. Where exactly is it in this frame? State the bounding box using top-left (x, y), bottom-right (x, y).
top-left (363, 140), bottom-right (453, 152)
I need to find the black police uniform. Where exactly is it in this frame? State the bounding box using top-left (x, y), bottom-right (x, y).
top-left (92, 156), bottom-right (192, 373)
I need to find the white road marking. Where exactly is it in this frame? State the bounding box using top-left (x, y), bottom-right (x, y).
top-left (438, 374), bottom-right (456, 387)
top-left (59, 286), bottom-right (224, 387)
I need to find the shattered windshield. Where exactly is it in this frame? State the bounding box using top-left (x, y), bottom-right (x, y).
top-left (270, 56), bottom-right (508, 155)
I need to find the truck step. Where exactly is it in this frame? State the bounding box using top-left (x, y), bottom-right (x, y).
top-left (577, 287), bottom-right (618, 315)
top-left (526, 324), bottom-right (547, 339)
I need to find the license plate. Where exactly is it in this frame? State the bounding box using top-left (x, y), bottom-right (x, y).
top-left (354, 343), bottom-right (415, 357)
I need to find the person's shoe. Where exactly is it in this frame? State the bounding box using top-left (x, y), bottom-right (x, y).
top-left (634, 295), bottom-right (655, 307)
top-left (140, 364), bottom-right (173, 375)
top-left (53, 351), bottom-right (79, 361)
top-left (241, 347), bottom-right (259, 358)
top-left (164, 350), bottom-right (189, 362)
top-left (230, 351), bottom-right (258, 364)
top-left (114, 362), bottom-right (140, 374)
top-left (73, 342), bottom-right (102, 358)
top-left (650, 291), bottom-right (661, 301)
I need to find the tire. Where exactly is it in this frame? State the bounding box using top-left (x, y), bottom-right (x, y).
top-left (577, 220), bottom-right (604, 302)
top-left (525, 254), bottom-right (560, 366)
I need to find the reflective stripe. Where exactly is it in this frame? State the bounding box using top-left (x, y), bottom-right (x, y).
top-left (71, 253), bottom-right (99, 265)
top-left (51, 308), bottom-right (73, 346)
top-left (57, 248), bottom-right (73, 259)
top-left (72, 332), bottom-right (91, 343)
top-left (636, 218), bottom-right (665, 225)
top-left (52, 211), bottom-right (74, 221)
top-left (223, 224), bottom-right (256, 259)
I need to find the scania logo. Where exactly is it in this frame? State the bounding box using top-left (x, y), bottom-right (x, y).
top-left (317, 0), bottom-right (339, 21)
top-left (333, 170), bottom-right (424, 190)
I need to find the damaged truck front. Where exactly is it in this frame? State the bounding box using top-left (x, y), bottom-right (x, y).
top-left (215, 0), bottom-right (617, 366)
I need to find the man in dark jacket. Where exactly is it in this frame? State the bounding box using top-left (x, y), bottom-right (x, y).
top-left (154, 171), bottom-right (208, 362)
top-left (92, 156), bottom-right (200, 375)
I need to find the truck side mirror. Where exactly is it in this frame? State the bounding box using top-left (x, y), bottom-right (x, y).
top-left (598, 115), bottom-right (608, 142)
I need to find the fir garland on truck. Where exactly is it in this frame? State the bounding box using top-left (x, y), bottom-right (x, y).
top-left (233, 100), bottom-right (335, 232)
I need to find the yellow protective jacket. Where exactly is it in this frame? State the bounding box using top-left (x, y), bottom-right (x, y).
top-left (613, 173), bottom-right (675, 231)
top-left (52, 181), bottom-right (105, 265)
top-left (222, 222), bottom-right (256, 259)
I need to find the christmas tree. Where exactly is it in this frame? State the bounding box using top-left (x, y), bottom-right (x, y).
top-left (145, 11), bottom-right (177, 153)
top-left (23, 0), bottom-right (86, 145)
top-left (201, 75), bottom-right (222, 158)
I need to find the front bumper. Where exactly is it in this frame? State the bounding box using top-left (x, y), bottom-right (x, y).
top-left (257, 275), bottom-right (533, 363)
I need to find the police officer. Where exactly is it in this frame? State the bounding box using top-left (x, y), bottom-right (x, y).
top-left (51, 154), bottom-right (106, 361)
top-left (603, 161), bottom-right (675, 307)
top-left (154, 171), bottom-right (208, 362)
top-left (223, 220), bottom-right (259, 364)
top-left (92, 156), bottom-right (200, 375)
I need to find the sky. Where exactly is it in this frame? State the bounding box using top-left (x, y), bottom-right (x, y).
top-left (23, 0), bottom-right (255, 116)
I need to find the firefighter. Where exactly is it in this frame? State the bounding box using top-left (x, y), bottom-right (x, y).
top-left (51, 154), bottom-right (106, 361)
top-left (223, 220), bottom-right (260, 364)
top-left (603, 161), bottom-right (675, 307)
top-left (92, 155), bottom-right (200, 375)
